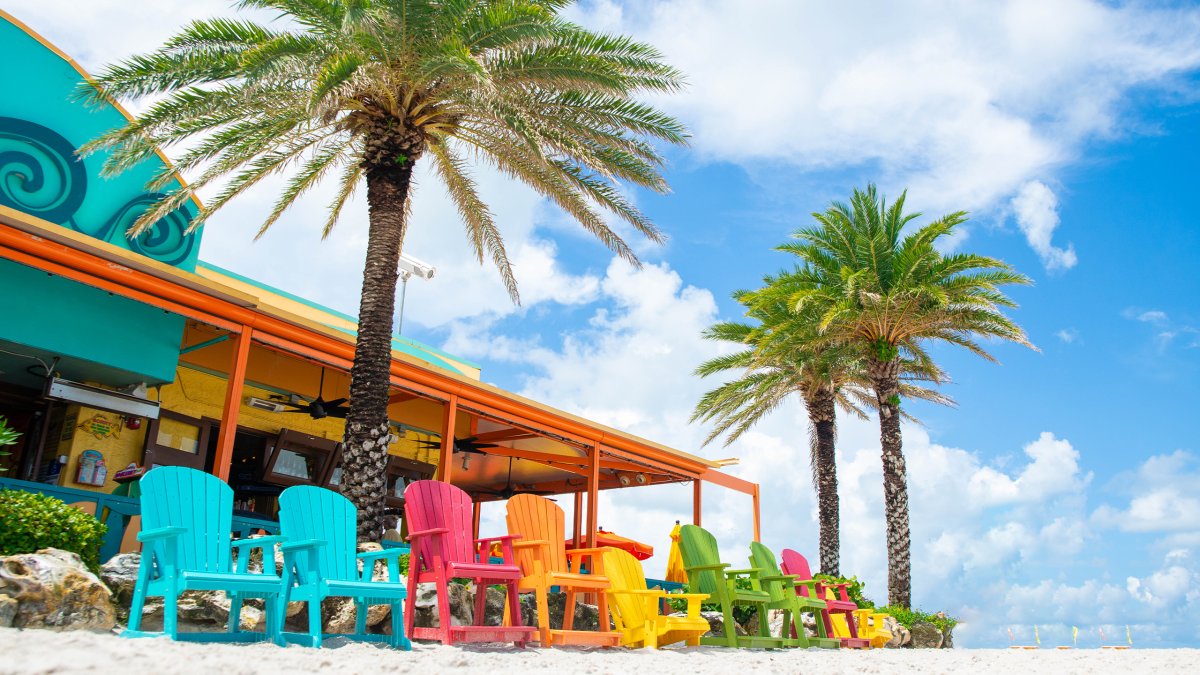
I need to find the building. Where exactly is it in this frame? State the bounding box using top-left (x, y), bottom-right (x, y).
top-left (0, 10), bottom-right (759, 545)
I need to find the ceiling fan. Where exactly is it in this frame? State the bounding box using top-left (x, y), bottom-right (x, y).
top-left (275, 369), bottom-right (348, 420)
top-left (414, 435), bottom-right (501, 454)
top-left (474, 457), bottom-right (555, 500)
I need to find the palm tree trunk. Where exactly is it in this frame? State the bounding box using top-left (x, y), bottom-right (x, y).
top-left (340, 129), bottom-right (423, 541)
top-left (869, 356), bottom-right (911, 609)
top-left (804, 387), bottom-right (840, 577)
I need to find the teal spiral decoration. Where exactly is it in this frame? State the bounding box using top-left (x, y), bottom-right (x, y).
top-left (0, 116), bottom-right (86, 223)
top-left (111, 194), bottom-right (198, 267)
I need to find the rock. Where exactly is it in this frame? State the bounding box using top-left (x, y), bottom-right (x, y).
top-left (519, 591), bottom-right (600, 631)
top-left (743, 609), bottom-right (788, 638)
top-left (0, 548), bottom-right (116, 630)
top-left (413, 582), bottom-right (474, 628)
top-left (911, 621), bottom-right (944, 648)
top-left (0, 595), bottom-right (17, 627)
top-left (882, 615), bottom-right (911, 648)
top-left (699, 610), bottom-right (748, 638)
top-left (483, 586), bottom-right (509, 625)
top-left (99, 553), bottom-right (140, 621)
top-left (942, 625), bottom-right (954, 648)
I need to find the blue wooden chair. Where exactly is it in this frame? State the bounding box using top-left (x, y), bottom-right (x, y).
top-left (124, 466), bottom-right (286, 643)
top-left (278, 485), bottom-right (411, 649)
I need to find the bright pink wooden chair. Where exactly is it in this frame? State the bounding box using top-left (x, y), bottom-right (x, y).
top-left (403, 480), bottom-right (536, 646)
top-left (779, 548), bottom-right (869, 649)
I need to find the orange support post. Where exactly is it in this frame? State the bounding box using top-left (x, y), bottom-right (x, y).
top-left (586, 442), bottom-right (599, 549)
top-left (436, 394), bottom-right (458, 483)
top-left (572, 492), bottom-right (583, 548)
top-left (752, 484), bottom-right (761, 542)
top-left (212, 327), bottom-right (251, 482)
top-left (693, 480), bottom-right (702, 526)
top-left (472, 500), bottom-right (481, 540)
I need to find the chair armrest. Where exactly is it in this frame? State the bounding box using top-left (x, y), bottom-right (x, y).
top-left (231, 535), bottom-right (285, 550)
top-left (358, 549), bottom-right (407, 562)
top-left (137, 526), bottom-right (185, 542)
top-left (406, 527), bottom-right (450, 541)
top-left (474, 534), bottom-right (521, 545)
top-left (280, 539), bottom-right (327, 552)
top-left (564, 547), bottom-right (611, 557)
top-left (684, 562), bottom-right (730, 572)
top-left (724, 568), bottom-right (761, 578)
top-left (761, 573), bottom-right (799, 582)
top-left (512, 539), bottom-right (550, 549)
top-left (609, 589), bottom-right (667, 597)
top-left (669, 593), bottom-right (710, 601)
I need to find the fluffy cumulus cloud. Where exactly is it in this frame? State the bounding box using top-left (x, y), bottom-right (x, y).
top-left (1093, 450), bottom-right (1200, 533)
top-left (572, 0), bottom-right (1200, 262)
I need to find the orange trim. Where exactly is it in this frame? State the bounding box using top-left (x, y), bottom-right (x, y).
top-left (699, 468), bottom-right (756, 495)
top-left (586, 441), bottom-right (599, 550)
top-left (572, 492), bottom-right (583, 549)
top-left (693, 480), bottom-right (702, 526)
top-left (213, 327), bottom-right (252, 481)
top-left (752, 484), bottom-right (761, 543)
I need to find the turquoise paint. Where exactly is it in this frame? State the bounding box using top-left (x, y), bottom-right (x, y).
top-left (0, 16), bottom-right (203, 271)
top-left (197, 260), bottom-right (480, 373)
top-left (0, 259), bottom-right (186, 384)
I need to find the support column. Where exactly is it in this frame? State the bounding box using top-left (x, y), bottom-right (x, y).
top-left (586, 441), bottom-right (599, 549)
top-left (572, 492), bottom-right (583, 549)
top-left (472, 500), bottom-right (481, 540)
top-left (752, 484), bottom-right (761, 543)
top-left (213, 327), bottom-right (251, 482)
top-left (692, 480), bottom-right (702, 526)
top-left (435, 394), bottom-right (458, 483)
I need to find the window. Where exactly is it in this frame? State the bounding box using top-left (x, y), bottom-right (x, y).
top-left (263, 429), bottom-right (338, 486)
top-left (143, 411), bottom-right (213, 471)
top-left (155, 416), bottom-right (201, 454)
top-left (321, 452), bottom-right (434, 508)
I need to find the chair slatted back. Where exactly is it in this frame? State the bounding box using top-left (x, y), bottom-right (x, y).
top-left (279, 486), bottom-right (358, 582)
top-left (678, 524), bottom-right (723, 596)
top-left (779, 548), bottom-right (816, 598)
top-left (749, 541), bottom-right (788, 603)
top-left (602, 547), bottom-right (649, 627)
top-left (139, 466), bottom-right (231, 574)
top-left (403, 480), bottom-right (475, 570)
top-left (505, 494), bottom-right (567, 575)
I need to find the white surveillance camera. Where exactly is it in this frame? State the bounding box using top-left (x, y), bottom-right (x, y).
top-left (397, 254), bottom-right (436, 280)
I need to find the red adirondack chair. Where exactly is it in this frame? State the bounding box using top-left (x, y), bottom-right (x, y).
top-left (779, 549), bottom-right (869, 649)
top-left (404, 480), bottom-right (536, 646)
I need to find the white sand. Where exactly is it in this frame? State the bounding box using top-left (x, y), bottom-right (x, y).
top-left (0, 628), bottom-right (1194, 674)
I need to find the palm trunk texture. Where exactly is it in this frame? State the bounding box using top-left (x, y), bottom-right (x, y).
top-left (870, 357), bottom-right (911, 609)
top-left (805, 387), bottom-right (840, 577)
top-left (341, 128), bottom-right (423, 541)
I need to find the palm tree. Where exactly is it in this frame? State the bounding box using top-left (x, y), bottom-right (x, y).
top-left (81, 0), bottom-right (686, 539)
top-left (775, 185), bottom-right (1033, 608)
top-left (693, 285), bottom-right (951, 577)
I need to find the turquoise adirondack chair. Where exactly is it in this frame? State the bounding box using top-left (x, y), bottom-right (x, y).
top-left (677, 524), bottom-right (784, 649)
top-left (748, 541), bottom-right (839, 649)
top-left (124, 466), bottom-right (286, 643)
top-left (278, 485), bottom-right (411, 649)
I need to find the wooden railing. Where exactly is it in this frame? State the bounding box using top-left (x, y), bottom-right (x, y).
top-left (0, 477), bottom-right (279, 563)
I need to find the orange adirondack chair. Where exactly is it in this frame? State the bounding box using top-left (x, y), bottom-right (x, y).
top-left (505, 494), bottom-right (621, 647)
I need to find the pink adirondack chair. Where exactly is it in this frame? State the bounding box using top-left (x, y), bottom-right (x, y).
top-left (779, 549), bottom-right (869, 649)
top-left (404, 480), bottom-right (536, 646)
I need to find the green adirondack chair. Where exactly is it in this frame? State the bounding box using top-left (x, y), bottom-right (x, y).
top-left (748, 541), bottom-right (840, 649)
top-left (124, 466), bottom-right (286, 643)
top-left (677, 524), bottom-right (784, 649)
top-left (278, 485), bottom-right (411, 649)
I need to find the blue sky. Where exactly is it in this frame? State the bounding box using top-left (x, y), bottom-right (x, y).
top-left (10, 0), bottom-right (1200, 648)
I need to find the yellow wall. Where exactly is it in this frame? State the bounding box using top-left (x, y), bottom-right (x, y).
top-left (55, 365), bottom-right (459, 493)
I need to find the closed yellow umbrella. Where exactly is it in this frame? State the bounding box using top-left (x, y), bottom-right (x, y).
top-left (666, 520), bottom-right (688, 584)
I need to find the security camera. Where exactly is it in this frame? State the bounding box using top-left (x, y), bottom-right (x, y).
top-left (397, 253), bottom-right (436, 280)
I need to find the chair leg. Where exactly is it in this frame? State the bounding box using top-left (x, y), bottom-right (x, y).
top-left (474, 581), bottom-right (488, 626)
top-left (163, 592), bottom-right (179, 640)
top-left (228, 592), bottom-right (243, 634)
top-left (126, 584), bottom-right (148, 634)
top-left (722, 605), bottom-right (737, 647)
top-left (269, 594), bottom-right (286, 646)
top-left (535, 587), bottom-right (551, 646)
top-left (354, 599), bottom-right (368, 637)
top-left (391, 599), bottom-right (411, 650)
top-left (562, 589), bottom-right (576, 631)
top-left (308, 599), bottom-right (323, 648)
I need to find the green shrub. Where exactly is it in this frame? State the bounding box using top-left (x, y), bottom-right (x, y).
top-left (813, 573), bottom-right (872, 607)
top-left (874, 604), bottom-right (958, 632)
top-left (0, 415), bottom-right (19, 474)
top-left (0, 490), bottom-right (107, 571)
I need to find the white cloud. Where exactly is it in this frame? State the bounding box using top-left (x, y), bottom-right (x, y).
top-left (1055, 329), bottom-right (1079, 343)
top-left (967, 432), bottom-right (1090, 506)
top-left (1093, 451), bottom-right (1200, 533)
top-left (1011, 181), bottom-right (1078, 271)
top-left (1137, 310), bottom-right (1169, 324)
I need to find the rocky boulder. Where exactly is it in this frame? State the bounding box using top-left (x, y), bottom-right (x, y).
top-left (742, 608), bottom-right (789, 638)
top-left (911, 621), bottom-right (944, 648)
top-left (0, 548), bottom-right (116, 630)
top-left (883, 615), bottom-right (911, 648)
top-left (698, 610), bottom-right (748, 638)
top-left (518, 591), bottom-right (600, 631)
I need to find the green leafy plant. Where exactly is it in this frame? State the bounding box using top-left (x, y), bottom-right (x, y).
top-left (874, 604), bottom-right (958, 632)
top-left (813, 573), bottom-right (873, 608)
top-left (0, 415), bottom-right (20, 474)
top-left (0, 490), bottom-right (107, 571)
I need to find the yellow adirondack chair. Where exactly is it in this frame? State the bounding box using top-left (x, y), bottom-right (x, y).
top-left (602, 547), bottom-right (708, 649)
top-left (854, 607), bottom-right (894, 648)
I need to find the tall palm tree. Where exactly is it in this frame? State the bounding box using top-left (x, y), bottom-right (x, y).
top-left (693, 286), bottom-right (950, 577)
top-left (775, 185), bottom-right (1033, 608)
top-left (81, 0), bottom-right (686, 538)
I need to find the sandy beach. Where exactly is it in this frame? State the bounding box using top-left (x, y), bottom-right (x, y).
top-left (1, 628), bottom-right (1194, 675)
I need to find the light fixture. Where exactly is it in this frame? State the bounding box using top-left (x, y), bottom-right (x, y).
top-left (44, 377), bottom-right (160, 419)
top-left (617, 473), bottom-right (631, 487)
top-left (634, 473), bottom-right (648, 485)
top-left (461, 453), bottom-right (472, 471)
